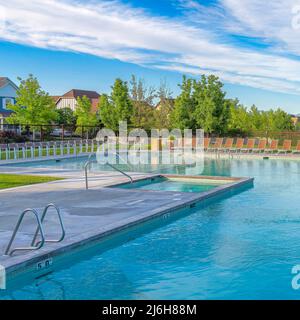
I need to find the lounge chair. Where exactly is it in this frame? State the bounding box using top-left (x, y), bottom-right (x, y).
top-left (219, 138), bottom-right (233, 153)
top-left (265, 140), bottom-right (278, 154)
top-left (211, 138), bottom-right (223, 153)
top-left (278, 140), bottom-right (292, 154)
top-left (292, 140), bottom-right (300, 154)
top-left (241, 138), bottom-right (255, 153)
top-left (253, 139), bottom-right (267, 153)
top-left (229, 138), bottom-right (244, 153)
top-left (204, 138), bottom-right (210, 151)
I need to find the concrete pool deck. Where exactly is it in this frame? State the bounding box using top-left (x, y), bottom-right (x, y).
top-left (0, 172), bottom-right (253, 279)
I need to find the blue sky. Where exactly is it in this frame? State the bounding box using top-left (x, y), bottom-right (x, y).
top-left (1, 0), bottom-right (300, 113)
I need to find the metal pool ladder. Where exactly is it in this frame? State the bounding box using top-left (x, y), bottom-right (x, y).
top-left (84, 152), bottom-right (133, 190)
top-left (4, 204), bottom-right (65, 256)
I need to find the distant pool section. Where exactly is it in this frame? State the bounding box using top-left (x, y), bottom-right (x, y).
top-left (0, 154), bottom-right (185, 174)
top-left (112, 175), bottom-right (230, 193)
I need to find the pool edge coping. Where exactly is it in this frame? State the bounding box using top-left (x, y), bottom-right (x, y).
top-left (0, 174), bottom-right (254, 279)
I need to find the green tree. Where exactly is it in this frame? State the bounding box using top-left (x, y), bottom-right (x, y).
top-left (130, 75), bottom-right (156, 130)
top-left (249, 105), bottom-right (262, 130)
top-left (171, 76), bottom-right (195, 130)
top-left (75, 96), bottom-right (98, 135)
top-left (227, 99), bottom-right (251, 135)
top-left (57, 107), bottom-right (77, 127)
top-left (193, 75), bottom-right (229, 134)
top-left (99, 79), bottom-right (133, 131)
top-left (272, 108), bottom-right (293, 131)
top-left (266, 108), bottom-right (294, 132)
top-left (6, 74), bottom-right (58, 139)
top-left (154, 80), bottom-right (174, 130)
top-left (98, 94), bottom-right (117, 130)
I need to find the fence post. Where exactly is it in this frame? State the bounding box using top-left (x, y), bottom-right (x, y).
top-left (13, 145), bottom-right (17, 160)
top-left (46, 142), bottom-right (49, 157)
top-left (38, 144), bottom-right (42, 157)
top-left (53, 142), bottom-right (57, 156)
top-left (73, 141), bottom-right (77, 156)
top-left (60, 141), bottom-right (64, 156)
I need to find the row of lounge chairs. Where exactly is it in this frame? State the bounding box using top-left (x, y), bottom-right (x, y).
top-left (204, 138), bottom-right (300, 154)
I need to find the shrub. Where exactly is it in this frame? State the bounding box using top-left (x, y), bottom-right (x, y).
top-left (0, 131), bottom-right (29, 144)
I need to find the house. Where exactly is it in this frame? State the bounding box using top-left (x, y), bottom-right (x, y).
top-left (0, 77), bottom-right (18, 130)
top-left (291, 114), bottom-right (300, 126)
top-left (52, 89), bottom-right (100, 112)
top-left (155, 98), bottom-right (175, 110)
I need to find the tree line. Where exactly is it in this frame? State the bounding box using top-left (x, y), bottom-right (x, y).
top-left (6, 74), bottom-right (294, 136)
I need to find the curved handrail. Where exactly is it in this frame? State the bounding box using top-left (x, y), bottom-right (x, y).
top-left (84, 152), bottom-right (133, 189)
top-left (31, 204), bottom-right (66, 247)
top-left (84, 158), bottom-right (97, 190)
top-left (107, 163), bottom-right (133, 183)
top-left (5, 209), bottom-right (45, 256)
top-left (114, 152), bottom-right (133, 169)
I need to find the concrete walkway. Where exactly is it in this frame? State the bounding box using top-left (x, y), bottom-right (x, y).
top-left (0, 172), bottom-right (253, 277)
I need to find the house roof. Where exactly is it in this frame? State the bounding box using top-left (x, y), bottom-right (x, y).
top-left (52, 89), bottom-right (100, 112)
top-left (155, 98), bottom-right (175, 109)
top-left (51, 95), bottom-right (61, 103)
top-left (62, 89), bottom-right (100, 100)
top-left (0, 77), bottom-right (19, 90)
top-left (0, 77), bottom-right (7, 88)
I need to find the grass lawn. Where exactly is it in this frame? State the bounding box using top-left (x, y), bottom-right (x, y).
top-left (0, 174), bottom-right (63, 189)
top-left (0, 146), bottom-right (98, 160)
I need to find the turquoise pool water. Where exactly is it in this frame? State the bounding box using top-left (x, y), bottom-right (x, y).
top-left (2, 157), bottom-right (300, 299)
top-left (115, 177), bottom-right (218, 193)
top-left (1, 155), bottom-right (185, 174)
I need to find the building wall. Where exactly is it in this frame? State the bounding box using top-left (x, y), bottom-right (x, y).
top-left (0, 83), bottom-right (17, 111)
top-left (0, 84), bottom-right (17, 98)
top-left (56, 98), bottom-right (77, 111)
top-left (0, 97), bottom-right (16, 110)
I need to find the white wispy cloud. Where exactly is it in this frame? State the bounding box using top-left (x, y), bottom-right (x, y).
top-left (1, 0), bottom-right (300, 95)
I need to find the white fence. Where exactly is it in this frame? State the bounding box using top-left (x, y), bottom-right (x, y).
top-left (0, 139), bottom-right (99, 162)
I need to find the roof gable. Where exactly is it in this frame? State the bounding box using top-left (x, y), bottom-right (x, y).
top-left (0, 77), bottom-right (19, 91)
top-left (63, 89), bottom-right (100, 99)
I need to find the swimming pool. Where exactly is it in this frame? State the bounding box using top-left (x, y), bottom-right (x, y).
top-left (1, 154), bottom-right (187, 174)
top-left (1, 157), bottom-right (300, 299)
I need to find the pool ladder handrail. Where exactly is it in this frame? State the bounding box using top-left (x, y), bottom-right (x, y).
top-left (4, 204), bottom-right (65, 256)
top-left (4, 209), bottom-right (45, 256)
top-left (84, 152), bottom-right (133, 190)
top-left (31, 204), bottom-right (66, 247)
